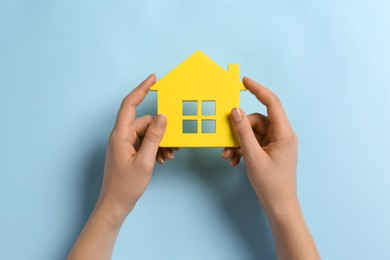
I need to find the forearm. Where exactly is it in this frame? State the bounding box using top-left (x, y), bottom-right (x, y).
top-left (264, 199), bottom-right (320, 260)
top-left (67, 74), bottom-right (169, 260)
top-left (67, 200), bottom-right (128, 260)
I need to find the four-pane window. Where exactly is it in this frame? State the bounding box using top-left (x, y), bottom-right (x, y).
top-left (182, 100), bottom-right (216, 134)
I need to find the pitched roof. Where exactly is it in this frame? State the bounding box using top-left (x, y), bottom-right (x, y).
top-left (151, 50), bottom-right (245, 91)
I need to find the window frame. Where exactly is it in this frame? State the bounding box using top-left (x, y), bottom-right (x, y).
top-left (181, 99), bottom-right (217, 134)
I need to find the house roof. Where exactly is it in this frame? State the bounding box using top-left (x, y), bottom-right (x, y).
top-left (150, 50), bottom-right (246, 91)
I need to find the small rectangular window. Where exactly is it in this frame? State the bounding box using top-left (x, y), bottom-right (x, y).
top-left (182, 101), bottom-right (198, 116)
top-left (183, 120), bottom-right (198, 133)
top-left (201, 120), bottom-right (216, 133)
top-left (201, 101), bottom-right (215, 116)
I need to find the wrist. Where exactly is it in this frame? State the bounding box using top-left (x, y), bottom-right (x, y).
top-left (262, 196), bottom-right (303, 224)
top-left (94, 198), bottom-right (131, 228)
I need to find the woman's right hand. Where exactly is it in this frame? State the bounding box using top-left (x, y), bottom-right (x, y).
top-left (223, 76), bottom-right (299, 212)
top-left (222, 77), bottom-right (319, 260)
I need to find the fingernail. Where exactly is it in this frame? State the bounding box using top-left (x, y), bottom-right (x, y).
top-left (232, 108), bottom-right (243, 123)
top-left (170, 153), bottom-right (174, 160)
top-left (154, 114), bottom-right (166, 128)
top-left (221, 150), bottom-right (225, 157)
top-left (147, 73), bottom-right (155, 81)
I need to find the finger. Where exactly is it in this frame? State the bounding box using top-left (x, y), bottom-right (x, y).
top-left (133, 135), bottom-right (141, 151)
top-left (231, 108), bottom-right (266, 160)
top-left (114, 73), bottom-right (156, 131)
top-left (122, 115), bottom-right (153, 149)
top-left (235, 148), bottom-right (243, 158)
top-left (243, 77), bottom-right (292, 134)
top-left (162, 148), bottom-right (174, 160)
top-left (230, 152), bottom-right (242, 167)
top-left (136, 114), bottom-right (167, 163)
top-left (254, 133), bottom-right (267, 147)
top-left (133, 115), bottom-right (154, 137)
top-left (156, 148), bottom-right (165, 164)
top-left (247, 113), bottom-right (270, 135)
top-left (221, 148), bottom-right (235, 160)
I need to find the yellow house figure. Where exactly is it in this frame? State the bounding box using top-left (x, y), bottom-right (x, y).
top-left (151, 50), bottom-right (246, 147)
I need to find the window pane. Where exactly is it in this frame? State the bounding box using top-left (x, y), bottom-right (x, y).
top-left (182, 101), bottom-right (198, 116)
top-left (201, 120), bottom-right (216, 133)
top-left (201, 101), bottom-right (215, 116)
top-left (183, 120), bottom-right (197, 133)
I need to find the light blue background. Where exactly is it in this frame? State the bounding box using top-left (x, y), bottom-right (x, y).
top-left (1, 0), bottom-right (389, 259)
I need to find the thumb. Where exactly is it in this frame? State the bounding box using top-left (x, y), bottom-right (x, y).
top-left (136, 114), bottom-right (167, 163)
top-left (231, 108), bottom-right (263, 159)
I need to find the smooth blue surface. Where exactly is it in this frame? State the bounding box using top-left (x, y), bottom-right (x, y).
top-left (1, 1), bottom-right (389, 259)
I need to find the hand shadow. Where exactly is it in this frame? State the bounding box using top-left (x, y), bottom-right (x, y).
top-left (182, 148), bottom-right (276, 260)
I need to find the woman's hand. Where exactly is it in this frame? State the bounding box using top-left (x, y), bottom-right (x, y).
top-left (97, 73), bottom-right (179, 215)
top-left (222, 76), bottom-right (298, 211)
top-left (68, 74), bottom-right (178, 260)
top-left (222, 77), bottom-right (320, 260)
